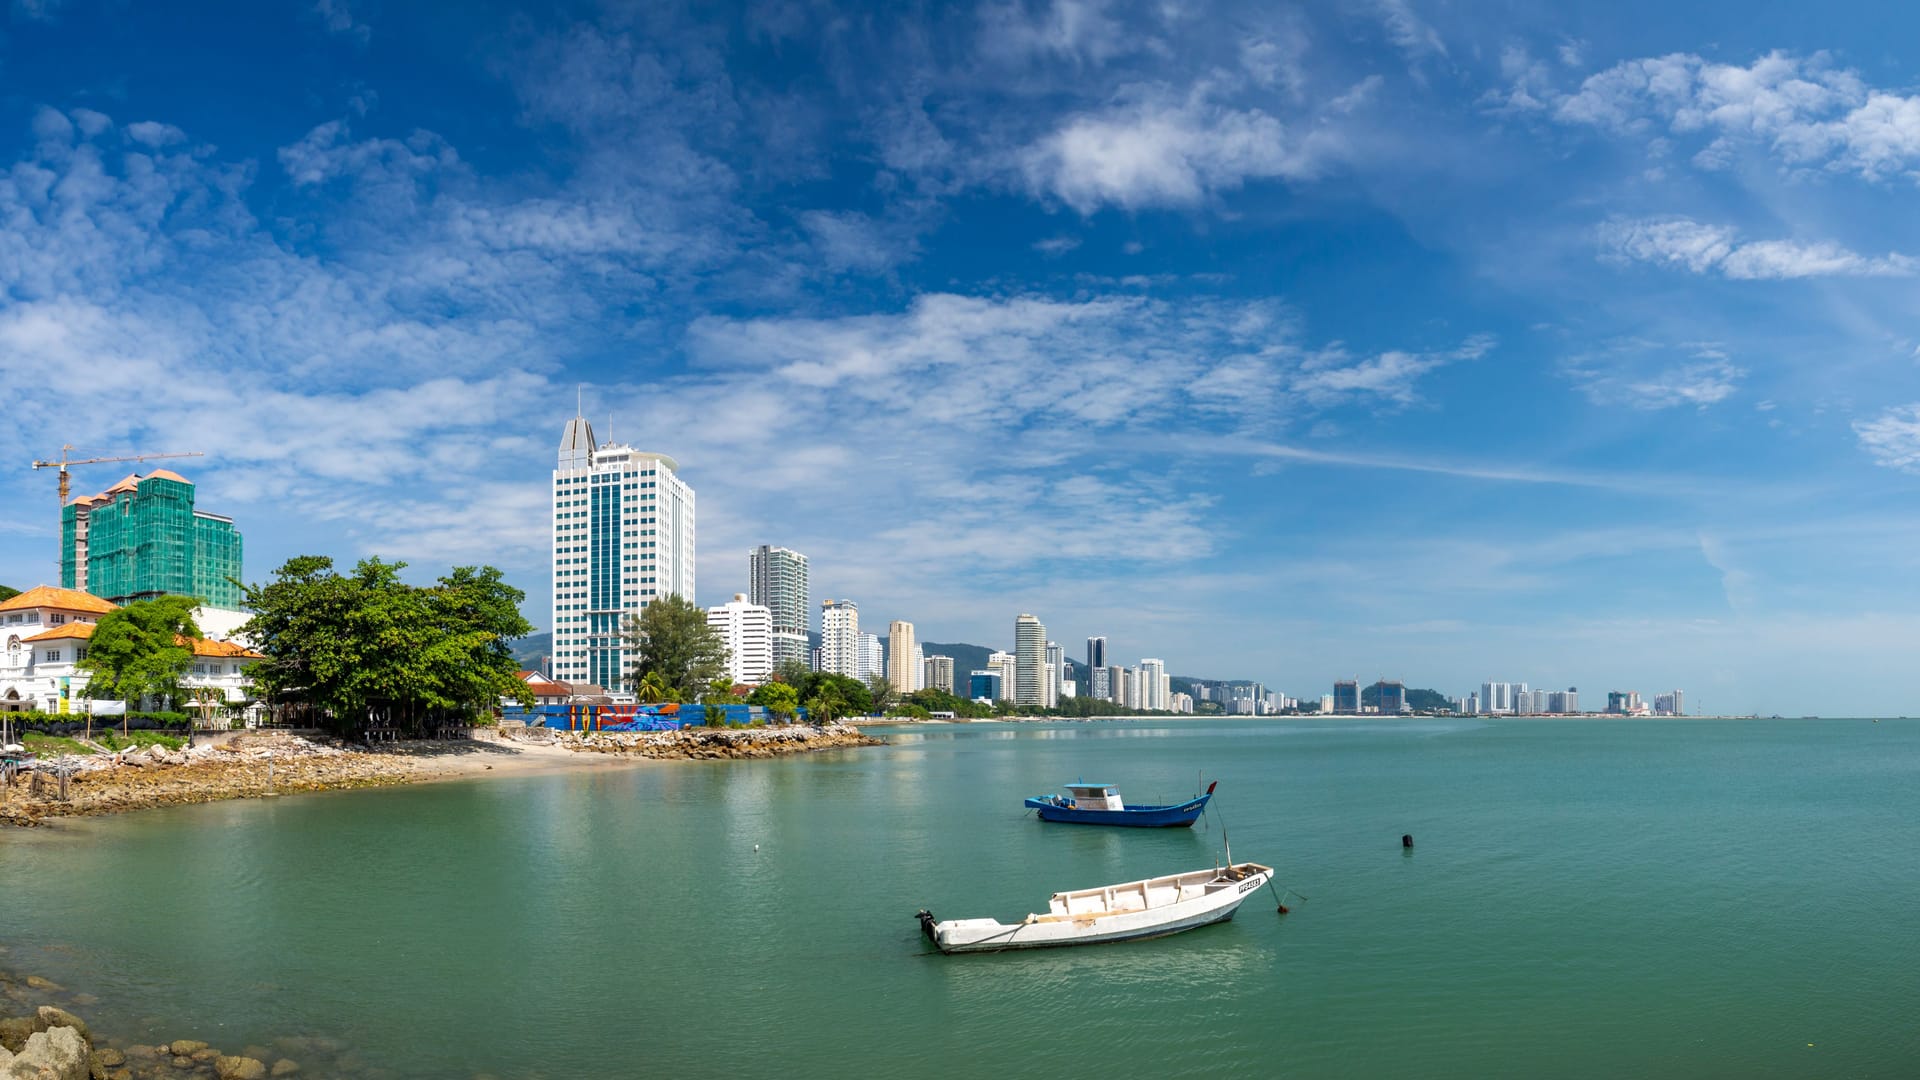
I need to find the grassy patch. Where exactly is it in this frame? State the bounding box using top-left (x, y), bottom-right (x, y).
top-left (21, 733), bottom-right (94, 756)
top-left (95, 730), bottom-right (187, 752)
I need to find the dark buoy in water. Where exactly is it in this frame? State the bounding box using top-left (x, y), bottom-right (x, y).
top-left (1402, 833), bottom-right (1414, 849)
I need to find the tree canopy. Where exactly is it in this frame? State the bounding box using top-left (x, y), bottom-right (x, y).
top-left (238, 555), bottom-right (533, 732)
top-left (78, 595), bottom-right (201, 721)
top-left (0, 585), bottom-right (19, 603)
top-left (624, 594), bottom-right (730, 700)
top-left (747, 681), bottom-right (799, 721)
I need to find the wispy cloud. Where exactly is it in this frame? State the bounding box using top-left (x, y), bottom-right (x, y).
top-left (1599, 216), bottom-right (1916, 279)
top-left (1853, 405), bottom-right (1920, 474)
top-left (1564, 344), bottom-right (1744, 411)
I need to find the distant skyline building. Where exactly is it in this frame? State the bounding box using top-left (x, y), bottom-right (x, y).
top-left (706, 593), bottom-right (772, 687)
top-left (969, 670), bottom-right (1002, 702)
top-left (924, 655), bottom-right (955, 695)
top-left (819, 599), bottom-right (858, 676)
top-left (551, 409), bottom-right (695, 690)
top-left (1374, 679), bottom-right (1406, 714)
top-left (1045, 641), bottom-right (1064, 706)
top-left (857, 632), bottom-right (884, 681)
top-left (1139, 658), bottom-right (1167, 711)
top-left (62, 470), bottom-right (243, 610)
top-left (1014, 614), bottom-right (1046, 706)
top-left (990, 651), bottom-right (1018, 704)
top-left (749, 545), bottom-right (810, 670)
top-left (1104, 665), bottom-right (1127, 706)
top-left (1333, 679), bottom-right (1360, 714)
top-left (1086, 636), bottom-right (1107, 676)
top-left (887, 620), bottom-right (917, 694)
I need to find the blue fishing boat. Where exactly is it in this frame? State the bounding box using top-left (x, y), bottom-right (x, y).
top-left (1024, 781), bottom-right (1215, 828)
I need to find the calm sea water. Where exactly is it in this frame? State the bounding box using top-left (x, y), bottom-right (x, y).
top-left (4, 718), bottom-right (1919, 1078)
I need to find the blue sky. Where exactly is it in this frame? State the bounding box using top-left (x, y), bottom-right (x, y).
top-left (4, 1), bottom-right (1920, 714)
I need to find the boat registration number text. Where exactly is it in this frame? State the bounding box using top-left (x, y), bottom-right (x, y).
top-left (1237, 878), bottom-right (1262, 894)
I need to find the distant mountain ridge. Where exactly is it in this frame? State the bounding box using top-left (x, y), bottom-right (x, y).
top-left (511, 631), bottom-right (552, 672)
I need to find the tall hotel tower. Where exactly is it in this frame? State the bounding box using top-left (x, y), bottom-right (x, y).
top-left (749, 545), bottom-right (811, 669)
top-left (552, 409), bottom-right (695, 691)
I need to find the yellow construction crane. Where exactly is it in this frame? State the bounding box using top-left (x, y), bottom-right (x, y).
top-left (31, 445), bottom-right (206, 509)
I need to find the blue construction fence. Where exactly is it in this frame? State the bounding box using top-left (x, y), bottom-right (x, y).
top-left (500, 703), bottom-right (797, 732)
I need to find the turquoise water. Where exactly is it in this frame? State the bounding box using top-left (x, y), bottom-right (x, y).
top-left (5, 718), bottom-right (1919, 1078)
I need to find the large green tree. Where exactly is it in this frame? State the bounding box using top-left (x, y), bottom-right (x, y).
top-left (0, 585), bottom-right (19, 603)
top-left (748, 681), bottom-right (799, 722)
top-left (238, 555), bottom-right (533, 733)
top-left (624, 594), bottom-right (729, 701)
top-left (78, 595), bottom-right (201, 732)
top-left (865, 673), bottom-right (897, 717)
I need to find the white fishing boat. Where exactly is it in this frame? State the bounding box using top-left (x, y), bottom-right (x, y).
top-left (916, 862), bottom-right (1275, 954)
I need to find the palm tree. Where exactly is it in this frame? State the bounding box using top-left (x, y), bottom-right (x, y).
top-left (636, 671), bottom-right (675, 704)
top-left (804, 686), bottom-right (845, 726)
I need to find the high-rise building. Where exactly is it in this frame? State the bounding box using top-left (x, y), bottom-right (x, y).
top-left (990, 651), bottom-right (1018, 702)
top-left (1482, 681), bottom-right (1513, 714)
top-left (1045, 641), bottom-right (1064, 705)
top-left (1086, 636), bottom-right (1107, 674)
top-left (62, 470), bottom-right (243, 610)
top-left (1171, 692), bottom-right (1193, 714)
top-left (819, 599), bottom-right (859, 675)
top-left (1373, 679), bottom-right (1406, 714)
top-left (857, 632), bottom-right (884, 681)
top-left (1653, 690), bottom-right (1685, 716)
top-left (551, 410), bottom-right (695, 691)
top-left (1333, 679), bottom-right (1360, 714)
top-left (1104, 665), bottom-right (1127, 706)
top-left (749, 545), bottom-right (809, 670)
top-left (969, 670), bottom-right (1002, 702)
top-left (887, 620), bottom-right (917, 694)
top-left (923, 655), bottom-right (955, 694)
top-left (706, 594), bottom-right (772, 687)
top-left (1139, 658), bottom-right (1166, 711)
top-left (1014, 614), bottom-right (1046, 706)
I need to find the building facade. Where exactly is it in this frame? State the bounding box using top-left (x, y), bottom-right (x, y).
top-left (1, 586), bottom-right (260, 716)
top-left (968, 670), bottom-right (1002, 702)
top-left (749, 545), bottom-right (810, 670)
top-left (1014, 614), bottom-right (1046, 706)
top-left (857, 633), bottom-right (884, 681)
top-left (819, 599), bottom-right (858, 676)
top-left (888, 620), bottom-right (918, 694)
top-left (1373, 679), bottom-right (1406, 714)
top-left (706, 593), bottom-right (773, 687)
top-left (1333, 679), bottom-right (1360, 714)
top-left (923, 655), bottom-right (955, 694)
top-left (989, 651), bottom-right (1017, 703)
top-left (62, 470), bottom-right (244, 609)
top-left (551, 411), bottom-right (696, 692)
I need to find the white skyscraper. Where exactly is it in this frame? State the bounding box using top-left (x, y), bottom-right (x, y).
top-left (1139, 658), bottom-right (1167, 711)
top-left (819, 599), bottom-right (858, 675)
top-left (857, 632), bottom-right (884, 681)
top-left (989, 651), bottom-right (1017, 703)
top-left (923, 655), bottom-right (955, 694)
top-left (1014, 614), bottom-right (1046, 706)
top-left (1045, 641), bottom-right (1064, 705)
top-left (551, 408), bottom-right (695, 691)
top-left (706, 594), bottom-right (772, 687)
top-left (749, 545), bottom-right (809, 670)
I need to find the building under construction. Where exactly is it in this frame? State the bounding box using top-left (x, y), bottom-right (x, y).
top-left (61, 470), bottom-right (244, 609)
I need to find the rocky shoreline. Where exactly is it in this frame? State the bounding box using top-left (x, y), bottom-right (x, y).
top-left (0, 965), bottom-right (337, 1079)
top-left (557, 722), bottom-right (884, 759)
top-left (2, 725), bottom-right (883, 827)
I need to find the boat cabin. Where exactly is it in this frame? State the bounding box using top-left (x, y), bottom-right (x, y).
top-left (1060, 783), bottom-right (1124, 811)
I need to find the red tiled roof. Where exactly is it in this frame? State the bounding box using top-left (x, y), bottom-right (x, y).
top-left (22, 622), bottom-right (96, 643)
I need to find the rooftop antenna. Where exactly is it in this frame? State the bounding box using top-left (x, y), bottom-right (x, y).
top-left (576, 384), bottom-right (584, 418)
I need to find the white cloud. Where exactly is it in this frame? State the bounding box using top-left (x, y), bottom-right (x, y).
top-left (1598, 216), bottom-right (1915, 279)
top-left (313, 0), bottom-right (371, 43)
top-left (1854, 405), bottom-right (1920, 473)
top-left (1022, 93), bottom-right (1333, 213)
top-left (1552, 50), bottom-right (1920, 182)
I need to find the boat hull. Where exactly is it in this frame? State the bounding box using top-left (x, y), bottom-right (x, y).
top-left (1024, 794), bottom-right (1210, 827)
top-left (922, 863), bottom-right (1273, 954)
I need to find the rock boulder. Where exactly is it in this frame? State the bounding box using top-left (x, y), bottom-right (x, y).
top-left (0, 1024), bottom-right (90, 1080)
top-left (214, 1056), bottom-right (267, 1080)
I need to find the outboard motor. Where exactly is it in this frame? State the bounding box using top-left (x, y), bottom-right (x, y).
top-left (916, 909), bottom-right (938, 942)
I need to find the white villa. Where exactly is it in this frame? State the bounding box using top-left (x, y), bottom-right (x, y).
top-left (0, 585), bottom-right (264, 719)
